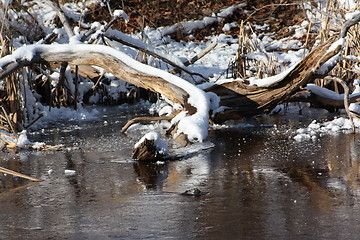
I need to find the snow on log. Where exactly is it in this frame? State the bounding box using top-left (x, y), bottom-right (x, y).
top-left (132, 131), bottom-right (168, 161)
top-left (207, 36), bottom-right (345, 123)
top-left (304, 84), bottom-right (360, 106)
top-left (157, 3), bottom-right (246, 36)
top-left (205, 38), bottom-right (342, 122)
top-left (207, 11), bottom-right (360, 123)
top-left (0, 44), bottom-right (210, 142)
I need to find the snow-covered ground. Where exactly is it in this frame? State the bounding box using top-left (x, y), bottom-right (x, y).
top-left (1, 0), bottom-right (359, 148)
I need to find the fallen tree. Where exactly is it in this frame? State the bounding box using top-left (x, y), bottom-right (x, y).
top-left (1, 1), bottom-right (360, 155)
top-left (0, 34), bottom-right (354, 146)
top-left (206, 36), bottom-right (344, 122)
top-left (0, 43), bottom-right (210, 143)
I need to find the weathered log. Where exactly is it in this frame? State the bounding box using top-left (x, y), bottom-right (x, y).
top-left (206, 11), bottom-right (360, 123)
top-left (293, 87), bottom-right (360, 107)
top-left (207, 37), bottom-right (343, 123)
top-left (0, 45), bottom-right (189, 110)
top-left (0, 44), bottom-right (209, 142)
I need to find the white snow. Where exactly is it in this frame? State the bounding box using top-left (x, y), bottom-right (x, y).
top-left (134, 131), bottom-right (168, 155)
top-left (345, 11), bottom-right (360, 21)
top-left (248, 63), bottom-right (298, 87)
top-left (16, 130), bottom-right (30, 148)
top-left (65, 169), bottom-right (76, 176)
top-left (15, 130), bottom-right (47, 149)
top-left (305, 83), bottom-right (360, 102)
top-left (222, 22), bottom-right (238, 32)
top-left (158, 105), bottom-right (173, 116)
top-left (1, 0), bottom-right (11, 6)
top-left (349, 79), bottom-right (360, 114)
top-left (293, 117), bottom-right (360, 141)
top-left (113, 10), bottom-right (129, 23)
top-left (340, 0), bottom-right (357, 10)
top-left (316, 38), bottom-right (345, 75)
top-left (2, 1), bottom-right (360, 148)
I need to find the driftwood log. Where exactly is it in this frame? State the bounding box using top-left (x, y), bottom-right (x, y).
top-left (207, 37), bottom-right (343, 123)
top-left (0, 45), bottom-right (193, 112)
top-left (0, 44), bottom-right (209, 143)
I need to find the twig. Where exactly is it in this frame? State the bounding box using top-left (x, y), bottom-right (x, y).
top-left (184, 41), bottom-right (216, 80)
top-left (74, 65), bottom-right (79, 110)
top-left (53, 62), bottom-right (68, 106)
top-left (326, 76), bottom-right (355, 133)
top-left (303, 21), bottom-right (312, 58)
top-left (23, 112), bottom-right (46, 129)
top-left (44, 0), bottom-right (74, 38)
top-left (172, 40), bottom-right (218, 74)
top-left (0, 166), bottom-right (42, 182)
top-left (105, 33), bottom-right (208, 80)
top-left (92, 71), bottom-right (105, 91)
top-left (244, 3), bottom-right (300, 23)
top-left (87, 17), bottom-right (118, 44)
top-left (0, 106), bottom-right (15, 134)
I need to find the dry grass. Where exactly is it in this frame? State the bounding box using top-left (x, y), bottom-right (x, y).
top-left (315, 0), bottom-right (360, 92)
top-left (232, 0), bottom-right (360, 94)
top-left (231, 21), bottom-right (282, 79)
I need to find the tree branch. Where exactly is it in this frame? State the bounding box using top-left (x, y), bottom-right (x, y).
top-left (0, 44), bottom-right (210, 142)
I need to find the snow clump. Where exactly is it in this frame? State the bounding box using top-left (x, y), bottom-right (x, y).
top-left (16, 130), bottom-right (30, 148)
top-left (134, 131), bottom-right (169, 156)
top-left (293, 117), bottom-right (360, 142)
top-left (113, 10), bottom-right (129, 23)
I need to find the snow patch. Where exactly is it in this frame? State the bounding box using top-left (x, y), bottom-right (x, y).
top-left (293, 117), bottom-right (360, 142)
top-left (113, 10), bottom-right (129, 23)
top-left (16, 130), bottom-right (30, 148)
top-left (134, 131), bottom-right (169, 155)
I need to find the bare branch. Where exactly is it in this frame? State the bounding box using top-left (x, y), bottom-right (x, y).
top-left (105, 31), bottom-right (208, 81)
top-left (44, 0), bottom-right (74, 38)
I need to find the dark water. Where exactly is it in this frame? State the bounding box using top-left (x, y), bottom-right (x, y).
top-left (0, 106), bottom-right (360, 240)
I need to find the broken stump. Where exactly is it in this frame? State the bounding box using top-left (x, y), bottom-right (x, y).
top-left (132, 138), bottom-right (165, 161)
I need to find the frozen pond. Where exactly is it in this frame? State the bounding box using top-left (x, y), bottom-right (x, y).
top-left (1, 105), bottom-right (360, 239)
